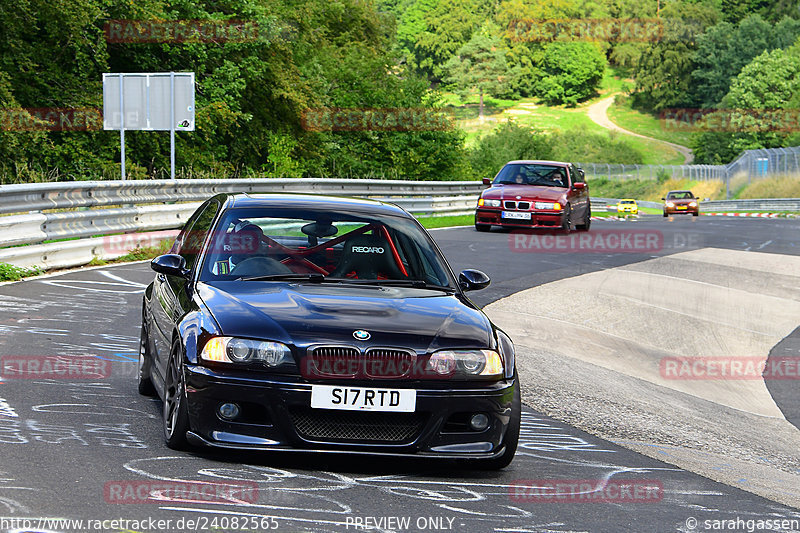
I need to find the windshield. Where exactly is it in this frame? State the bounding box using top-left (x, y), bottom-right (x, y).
top-left (620, 200), bottom-right (635, 204)
top-left (667, 191), bottom-right (694, 199)
top-left (199, 207), bottom-right (455, 288)
top-left (493, 163), bottom-right (569, 188)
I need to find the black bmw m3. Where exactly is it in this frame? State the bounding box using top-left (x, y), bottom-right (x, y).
top-left (139, 193), bottom-right (520, 468)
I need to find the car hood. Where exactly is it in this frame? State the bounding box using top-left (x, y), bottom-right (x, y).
top-left (197, 281), bottom-right (493, 353)
top-left (667, 198), bottom-right (695, 204)
top-left (483, 185), bottom-right (566, 202)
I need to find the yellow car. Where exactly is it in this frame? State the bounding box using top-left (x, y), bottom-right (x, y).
top-left (616, 199), bottom-right (638, 215)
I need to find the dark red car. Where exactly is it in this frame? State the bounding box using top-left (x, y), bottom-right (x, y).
top-left (474, 160), bottom-right (591, 232)
top-left (662, 190), bottom-right (699, 217)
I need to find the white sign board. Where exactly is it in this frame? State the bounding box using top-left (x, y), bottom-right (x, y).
top-left (102, 72), bottom-right (195, 131)
top-left (102, 72), bottom-right (195, 179)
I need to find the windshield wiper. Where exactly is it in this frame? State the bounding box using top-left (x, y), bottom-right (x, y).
top-left (239, 273), bottom-right (326, 282)
top-left (340, 279), bottom-right (456, 292)
top-left (238, 274), bottom-right (455, 292)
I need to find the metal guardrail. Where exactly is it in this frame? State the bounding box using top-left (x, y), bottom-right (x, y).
top-left (0, 179), bottom-right (482, 271)
top-left (699, 198), bottom-right (800, 211)
top-left (1, 174), bottom-right (796, 273)
top-left (0, 178), bottom-right (484, 215)
top-left (0, 195), bottom-right (479, 249)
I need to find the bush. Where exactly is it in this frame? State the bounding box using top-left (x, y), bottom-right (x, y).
top-left (468, 121), bottom-right (553, 179)
top-left (547, 128), bottom-right (644, 165)
top-left (467, 122), bottom-right (646, 180)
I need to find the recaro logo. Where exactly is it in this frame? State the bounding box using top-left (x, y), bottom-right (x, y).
top-left (352, 246), bottom-right (384, 253)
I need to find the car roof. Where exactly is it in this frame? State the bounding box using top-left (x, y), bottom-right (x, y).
top-left (620, 198), bottom-right (636, 201)
top-left (217, 193), bottom-right (410, 217)
top-left (505, 160), bottom-right (571, 167)
top-left (667, 190), bottom-right (693, 194)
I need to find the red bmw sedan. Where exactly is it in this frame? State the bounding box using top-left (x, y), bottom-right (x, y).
top-left (474, 160), bottom-right (591, 232)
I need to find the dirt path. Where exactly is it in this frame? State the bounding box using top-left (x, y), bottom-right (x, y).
top-left (587, 94), bottom-right (694, 164)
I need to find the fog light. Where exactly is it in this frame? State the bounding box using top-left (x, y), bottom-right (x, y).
top-left (218, 402), bottom-right (240, 420)
top-left (470, 413), bottom-right (489, 431)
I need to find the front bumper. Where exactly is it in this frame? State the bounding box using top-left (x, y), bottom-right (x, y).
top-left (664, 205), bottom-right (698, 215)
top-left (475, 208), bottom-right (564, 228)
top-left (183, 364), bottom-right (517, 458)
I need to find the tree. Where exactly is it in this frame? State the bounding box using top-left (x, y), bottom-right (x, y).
top-left (691, 15), bottom-right (800, 108)
top-left (414, 0), bottom-right (490, 80)
top-left (631, 1), bottom-right (721, 111)
top-left (444, 28), bottom-right (508, 120)
top-left (691, 44), bottom-right (800, 163)
top-left (534, 42), bottom-right (606, 106)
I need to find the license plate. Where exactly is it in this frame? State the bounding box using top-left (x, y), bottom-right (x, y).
top-left (310, 385), bottom-right (416, 412)
top-left (677, 206), bottom-right (687, 210)
top-left (502, 211), bottom-right (531, 220)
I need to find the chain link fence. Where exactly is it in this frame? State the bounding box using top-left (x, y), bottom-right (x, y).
top-left (578, 146), bottom-right (800, 198)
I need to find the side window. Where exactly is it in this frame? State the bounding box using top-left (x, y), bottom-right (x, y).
top-left (174, 200), bottom-right (220, 270)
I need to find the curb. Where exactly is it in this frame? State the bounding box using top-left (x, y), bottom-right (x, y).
top-left (703, 212), bottom-right (797, 218)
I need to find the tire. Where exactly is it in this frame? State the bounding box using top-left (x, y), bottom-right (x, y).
top-left (137, 324), bottom-right (156, 396)
top-left (475, 224), bottom-right (490, 232)
top-left (576, 207), bottom-right (591, 232)
top-left (477, 380), bottom-right (521, 470)
top-left (163, 338), bottom-right (190, 450)
top-left (692, 211), bottom-right (699, 217)
top-left (561, 205), bottom-right (572, 234)
top-left (663, 211), bottom-right (668, 218)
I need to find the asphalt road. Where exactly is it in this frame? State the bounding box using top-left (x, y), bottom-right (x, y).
top-left (0, 215), bottom-right (798, 533)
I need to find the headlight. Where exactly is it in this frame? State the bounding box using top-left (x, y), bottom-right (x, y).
top-left (666, 202), bottom-right (675, 207)
top-left (201, 337), bottom-right (293, 368)
top-left (689, 201), bottom-right (697, 207)
top-left (534, 201), bottom-right (562, 210)
top-left (482, 199), bottom-right (501, 208)
top-left (426, 349), bottom-right (503, 380)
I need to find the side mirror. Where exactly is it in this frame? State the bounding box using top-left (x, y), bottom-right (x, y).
top-left (482, 177), bottom-right (492, 186)
top-left (151, 254), bottom-right (189, 278)
top-left (573, 182), bottom-right (586, 189)
top-left (660, 197), bottom-right (665, 201)
top-left (459, 269), bottom-right (491, 292)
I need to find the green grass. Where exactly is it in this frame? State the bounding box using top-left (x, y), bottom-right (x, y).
top-left (598, 66), bottom-right (634, 96)
top-left (606, 96), bottom-right (693, 148)
top-left (449, 84), bottom-right (685, 164)
top-left (416, 214), bottom-right (473, 228)
top-left (0, 263), bottom-right (42, 282)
